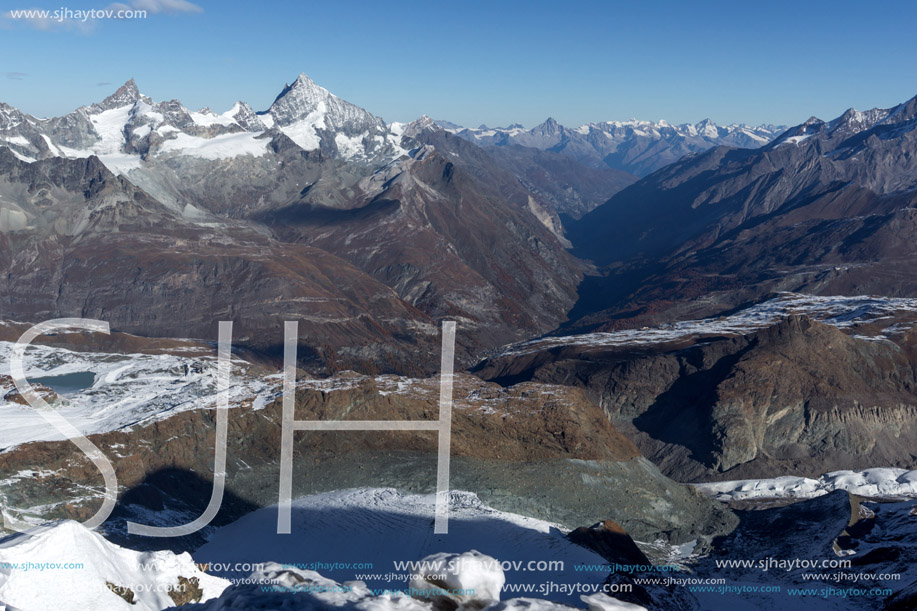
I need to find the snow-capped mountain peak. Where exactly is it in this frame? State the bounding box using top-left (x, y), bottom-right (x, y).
top-left (266, 72), bottom-right (381, 131)
top-left (261, 72), bottom-right (391, 158)
top-left (0, 73), bottom-right (409, 170)
top-left (92, 78), bottom-right (143, 113)
top-left (226, 100), bottom-right (265, 131)
top-left (770, 95), bottom-right (917, 153)
top-left (695, 117), bottom-right (720, 138)
top-left (534, 116), bottom-right (562, 136)
top-left (400, 114), bottom-right (438, 139)
top-left (0, 102), bottom-right (29, 131)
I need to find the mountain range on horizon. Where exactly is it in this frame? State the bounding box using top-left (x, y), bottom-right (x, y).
top-left (440, 116), bottom-right (787, 177)
top-left (0, 73), bottom-right (787, 180)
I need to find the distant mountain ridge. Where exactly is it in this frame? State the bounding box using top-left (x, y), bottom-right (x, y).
top-left (0, 73), bottom-right (405, 170)
top-left (443, 117), bottom-right (786, 176)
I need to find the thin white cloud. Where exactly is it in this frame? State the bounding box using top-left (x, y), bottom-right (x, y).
top-left (5, 72), bottom-right (27, 80)
top-left (110, 0), bottom-right (203, 14)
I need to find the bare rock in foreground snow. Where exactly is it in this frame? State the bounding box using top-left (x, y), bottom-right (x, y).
top-left (409, 550), bottom-right (505, 610)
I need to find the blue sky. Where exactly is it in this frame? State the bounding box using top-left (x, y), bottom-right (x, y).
top-left (2, 0), bottom-right (916, 128)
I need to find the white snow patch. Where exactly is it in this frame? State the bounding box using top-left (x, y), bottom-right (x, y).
top-left (694, 468), bottom-right (917, 501)
top-left (255, 112), bottom-right (274, 129)
top-left (778, 134), bottom-right (812, 147)
top-left (0, 341), bottom-right (273, 449)
top-left (189, 110), bottom-right (237, 128)
top-left (334, 132), bottom-right (365, 159)
top-left (88, 105), bottom-right (132, 155)
top-left (493, 293), bottom-right (917, 358)
top-left (278, 119), bottom-right (321, 150)
top-left (40, 134), bottom-right (64, 156)
top-left (4, 147), bottom-right (36, 163)
top-left (581, 593), bottom-right (647, 610)
top-left (156, 132), bottom-right (269, 160)
top-left (97, 153), bottom-right (142, 175)
top-left (410, 550), bottom-right (505, 607)
top-left (1, 135), bottom-right (30, 147)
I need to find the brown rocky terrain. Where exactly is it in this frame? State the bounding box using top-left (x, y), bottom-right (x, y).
top-left (0, 320), bottom-right (217, 357)
top-left (1, 377), bottom-right (58, 406)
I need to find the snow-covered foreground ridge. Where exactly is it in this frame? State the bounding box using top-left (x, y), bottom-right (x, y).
top-left (0, 494), bottom-right (645, 611)
top-left (185, 560), bottom-right (644, 611)
top-left (493, 292), bottom-right (917, 357)
top-left (693, 468), bottom-right (917, 501)
top-left (0, 520), bottom-right (228, 610)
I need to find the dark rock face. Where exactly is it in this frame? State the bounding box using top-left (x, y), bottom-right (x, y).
top-left (886, 579), bottom-right (917, 611)
top-left (689, 493), bottom-right (917, 610)
top-left (476, 316), bottom-right (917, 481)
top-left (568, 519), bottom-right (650, 566)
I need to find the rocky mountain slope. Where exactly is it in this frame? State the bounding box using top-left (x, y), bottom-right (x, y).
top-left (261, 122), bottom-right (583, 351)
top-left (475, 296), bottom-right (917, 481)
top-left (0, 77), bottom-right (584, 371)
top-left (0, 149), bottom-right (441, 373)
top-left (566, 94), bottom-right (917, 331)
top-left (468, 142), bottom-right (637, 219)
top-left (688, 492), bottom-right (917, 610)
